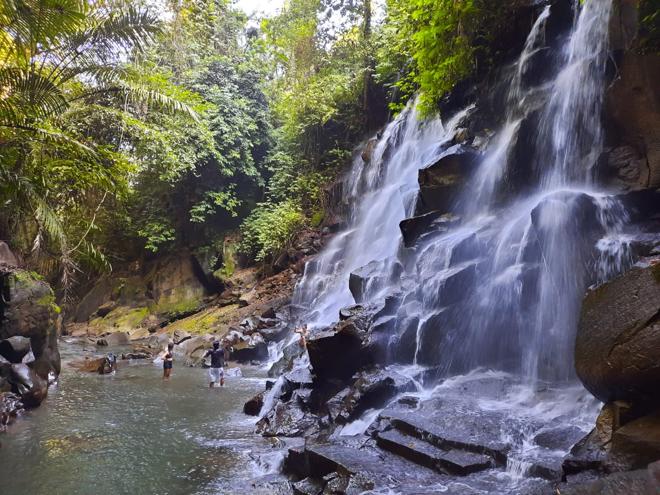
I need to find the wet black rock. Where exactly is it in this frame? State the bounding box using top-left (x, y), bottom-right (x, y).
top-left (256, 400), bottom-right (319, 438)
top-left (292, 477), bottom-right (323, 495)
top-left (534, 425), bottom-right (585, 451)
top-left (399, 212), bottom-right (458, 248)
top-left (268, 340), bottom-right (305, 378)
top-left (326, 369), bottom-right (415, 424)
top-left (415, 149), bottom-right (481, 216)
top-left (375, 402), bottom-right (509, 464)
top-left (8, 363), bottom-right (47, 408)
top-left (306, 320), bottom-right (371, 382)
top-left (244, 391), bottom-right (265, 416)
top-left (348, 260), bottom-right (398, 304)
top-left (283, 367), bottom-right (314, 393)
top-left (376, 429), bottom-right (492, 476)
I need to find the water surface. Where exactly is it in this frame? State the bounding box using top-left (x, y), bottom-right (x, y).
top-left (0, 340), bottom-right (283, 495)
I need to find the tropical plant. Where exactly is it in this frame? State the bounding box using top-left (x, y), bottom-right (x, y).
top-left (0, 0), bottom-right (195, 301)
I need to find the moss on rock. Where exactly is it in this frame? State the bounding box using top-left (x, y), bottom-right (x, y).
top-left (164, 304), bottom-right (240, 335)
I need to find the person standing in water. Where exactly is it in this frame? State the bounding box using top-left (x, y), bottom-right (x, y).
top-left (204, 340), bottom-right (229, 388)
top-left (163, 342), bottom-right (174, 379)
top-left (294, 324), bottom-right (308, 349)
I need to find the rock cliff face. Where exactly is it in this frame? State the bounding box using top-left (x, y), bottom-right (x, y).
top-left (602, 0), bottom-right (660, 191)
top-left (0, 241), bottom-right (61, 424)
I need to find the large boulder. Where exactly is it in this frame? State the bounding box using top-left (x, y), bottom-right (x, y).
top-left (0, 269), bottom-right (60, 379)
top-left (306, 318), bottom-right (373, 383)
top-left (146, 252), bottom-right (211, 318)
top-left (575, 263), bottom-right (660, 404)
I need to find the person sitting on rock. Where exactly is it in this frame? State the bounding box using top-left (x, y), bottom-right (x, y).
top-left (204, 340), bottom-right (229, 388)
top-left (163, 343), bottom-right (174, 380)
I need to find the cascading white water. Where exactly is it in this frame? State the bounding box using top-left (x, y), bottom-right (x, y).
top-left (292, 0), bottom-right (630, 386)
top-left (292, 103), bottom-right (472, 328)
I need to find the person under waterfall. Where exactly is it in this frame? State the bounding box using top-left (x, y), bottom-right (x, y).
top-left (205, 340), bottom-right (230, 388)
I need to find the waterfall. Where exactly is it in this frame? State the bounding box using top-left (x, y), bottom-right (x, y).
top-left (292, 103), bottom-right (472, 328)
top-left (292, 0), bottom-right (628, 385)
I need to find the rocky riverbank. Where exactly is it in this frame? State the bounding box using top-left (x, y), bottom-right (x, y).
top-left (1, 242), bottom-right (61, 435)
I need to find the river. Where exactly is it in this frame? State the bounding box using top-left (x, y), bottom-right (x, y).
top-left (0, 340), bottom-right (287, 495)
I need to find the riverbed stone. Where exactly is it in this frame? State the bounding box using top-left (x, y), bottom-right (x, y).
top-left (575, 263), bottom-right (660, 404)
top-left (0, 391), bottom-right (22, 432)
top-left (244, 391), bottom-right (265, 416)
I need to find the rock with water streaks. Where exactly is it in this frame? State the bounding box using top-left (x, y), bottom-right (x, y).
top-left (415, 149), bottom-right (480, 216)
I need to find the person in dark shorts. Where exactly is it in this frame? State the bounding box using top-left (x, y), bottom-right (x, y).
top-left (204, 341), bottom-right (228, 388)
top-left (163, 342), bottom-right (174, 379)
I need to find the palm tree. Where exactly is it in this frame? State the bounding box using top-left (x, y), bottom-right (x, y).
top-left (0, 0), bottom-right (195, 301)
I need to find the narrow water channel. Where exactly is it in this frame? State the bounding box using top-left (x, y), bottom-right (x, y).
top-left (0, 340), bottom-right (284, 495)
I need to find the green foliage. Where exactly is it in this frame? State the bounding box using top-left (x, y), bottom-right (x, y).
top-left (0, 0), bottom-right (196, 300)
top-left (239, 201), bottom-right (306, 263)
top-left (638, 0), bottom-right (660, 54)
top-left (381, 0), bottom-right (524, 115)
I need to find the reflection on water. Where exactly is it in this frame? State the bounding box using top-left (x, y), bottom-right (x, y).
top-left (0, 340), bottom-right (282, 495)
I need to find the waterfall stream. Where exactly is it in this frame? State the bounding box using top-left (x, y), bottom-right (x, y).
top-left (295, 0), bottom-right (628, 383)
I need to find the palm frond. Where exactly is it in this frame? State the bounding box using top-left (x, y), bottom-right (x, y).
top-left (0, 0), bottom-right (87, 56)
top-left (0, 67), bottom-right (69, 125)
top-left (119, 80), bottom-right (199, 121)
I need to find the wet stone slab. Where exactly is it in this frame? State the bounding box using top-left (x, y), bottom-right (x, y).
top-left (376, 429), bottom-right (493, 475)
